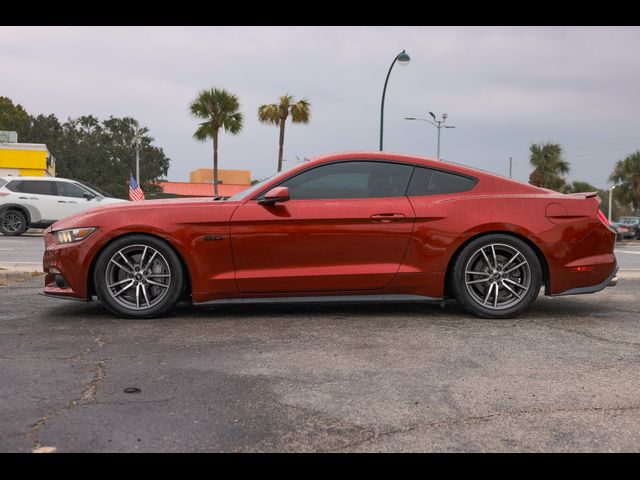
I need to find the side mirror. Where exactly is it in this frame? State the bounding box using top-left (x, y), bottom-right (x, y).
top-left (83, 192), bottom-right (95, 201)
top-left (258, 186), bottom-right (290, 205)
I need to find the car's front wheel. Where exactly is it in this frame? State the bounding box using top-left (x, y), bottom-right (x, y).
top-left (93, 235), bottom-right (185, 318)
top-left (452, 234), bottom-right (542, 319)
top-left (0, 210), bottom-right (28, 236)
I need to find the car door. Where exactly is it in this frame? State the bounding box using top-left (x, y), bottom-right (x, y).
top-left (230, 160), bottom-right (416, 293)
top-left (12, 180), bottom-right (59, 222)
top-left (54, 181), bottom-right (99, 218)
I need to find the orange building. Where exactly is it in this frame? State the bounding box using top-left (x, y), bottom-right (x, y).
top-left (160, 182), bottom-right (249, 197)
top-left (190, 169), bottom-right (251, 186)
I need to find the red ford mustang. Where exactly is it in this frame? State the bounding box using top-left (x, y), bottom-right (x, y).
top-left (42, 152), bottom-right (618, 319)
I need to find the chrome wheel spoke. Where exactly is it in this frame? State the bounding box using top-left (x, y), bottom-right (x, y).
top-left (146, 273), bottom-right (170, 278)
top-left (483, 283), bottom-right (494, 305)
top-left (110, 258), bottom-right (132, 274)
top-left (135, 283), bottom-right (140, 309)
top-left (465, 270), bottom-right (490, 276)
top-left (118, 251), bottom-right (135, 270)
top-left (493, 283), bottom-right (499, 308)
top-left (501, 252), bottom-right (520, 271)
top-left (467, 277), bottom-right (491, 285)
top-left (480, 249), bottom-right (492, 269)
top-left (147, 279), bottom-right (169, 288)
top-left (501, 281), bottom-right (522, 299)
top-left (107, 278), bottom-right (132, 289)
top-left (491, 245), bottom-right (498, 270)
top-left (503, 278), bottom-right (528, 292)
top-left (113, 281), bottom-right (135, 297)
top-left (143, 251), bottom-right (157, 272)
top-left (504, 261), bottom-right (527, 275)
top-left (141, 284), bottom-right (151, 306)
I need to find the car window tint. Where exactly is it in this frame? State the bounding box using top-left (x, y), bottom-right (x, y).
top-left (408, 167), bottom-right (476, 196)
top-left (279, 161), bottom-right (413, 200)
top-left (6, 180), bottom-right (23, 192)
top-left (20, 180), bottom-right (56, 196)
top-left (57, 182), bottom-right (89, 198)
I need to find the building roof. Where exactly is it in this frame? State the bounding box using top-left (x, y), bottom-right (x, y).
top-left (160, 181), bottom-right (249, 197)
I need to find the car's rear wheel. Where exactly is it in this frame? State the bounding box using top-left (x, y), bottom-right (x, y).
top-left (0, 210), bottom-right (28, 236)
top-left (452, 234), bottom-right (542, 319)
top-left (94, 235), bottom-right (184, 318)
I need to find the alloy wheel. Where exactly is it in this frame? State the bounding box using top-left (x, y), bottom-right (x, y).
top-left (464, 243), bottom-right (532, 310)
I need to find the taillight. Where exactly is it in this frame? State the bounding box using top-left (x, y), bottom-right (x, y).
top-left (597, 209), bottom-right (609, 226)
top-left (0, 192), bottom-right (9, 197)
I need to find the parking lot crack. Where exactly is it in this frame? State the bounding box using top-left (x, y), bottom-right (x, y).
top-left (28, 360), bottom-right (107, 452)
top-left (530, 321), bottom-right (640, 348)
top-left (334, 403), bottom-right (640, 451)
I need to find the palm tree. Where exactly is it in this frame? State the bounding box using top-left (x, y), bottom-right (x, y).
top-left (258, 95), bottom-right (310, 172)
top-left (190, 88), bottom-right (243, 196)
top-left (563, 180), bottom-right (598, 194)
top-left (528, 142), bottom-right (570, 191)
top-left (610, 151), bottom-right (640, 214)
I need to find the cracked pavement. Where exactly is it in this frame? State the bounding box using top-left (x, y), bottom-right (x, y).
top-left (1, 276), bottom-right (640, 452)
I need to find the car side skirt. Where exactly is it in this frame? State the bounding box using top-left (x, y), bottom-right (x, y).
top-left (194, 294), bottom-right (443, 306)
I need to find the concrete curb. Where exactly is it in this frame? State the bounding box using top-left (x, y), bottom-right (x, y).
top-left (0, 270), bottom-right (43, 285)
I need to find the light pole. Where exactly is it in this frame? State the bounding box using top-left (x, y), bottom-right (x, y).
top-left (608, 185), bottom-right (616, 224)
top-left (134, 121), bottom-right (141, 184)
top-left (379, 50), bottom-right (410, 151)
top-left (404, 112), bottom-right (456, 160)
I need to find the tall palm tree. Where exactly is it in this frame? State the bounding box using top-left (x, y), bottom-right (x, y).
top-left (190, 88), bottom-right (243, 196)
top-left (610, 151), bottom-right (640, 214)
top-left (528, 142), bottom-right (570, 191)
top-left (258, 95), bottom-right (310, 172)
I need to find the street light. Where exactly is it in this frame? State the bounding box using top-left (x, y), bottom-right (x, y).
top-left (608, 185), bottom-right (617, 224)
top-left (379, 50), bottom-right (410, 151)
top-left (405, 112), bottom-right (456, 160)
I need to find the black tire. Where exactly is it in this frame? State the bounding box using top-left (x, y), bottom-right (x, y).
top-left (451, 234), bottom-right (542, 319)
top-left (0, 210), bottom-right (28, 236)
top-left (93, 234), bottom-right (185, 318)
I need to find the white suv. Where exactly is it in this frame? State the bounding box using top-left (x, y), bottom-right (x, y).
top-left (0, 176), bottom-right (127, 236)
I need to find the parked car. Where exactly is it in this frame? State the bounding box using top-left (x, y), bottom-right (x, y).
top-left (616, 216), bottom-right (640, 239)
top-left (42, 152), bottom-right (618, 319)
top-left (0, 176), bottom-right (126, 236)
top-left (610, 223), bottom-right (631, 241)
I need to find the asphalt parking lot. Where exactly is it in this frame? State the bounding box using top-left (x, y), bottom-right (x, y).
top-left (1, 237), bottom-right (640, 451)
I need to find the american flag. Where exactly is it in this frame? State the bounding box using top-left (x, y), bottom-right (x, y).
top-left (129, 174), bottom-right (145, 201)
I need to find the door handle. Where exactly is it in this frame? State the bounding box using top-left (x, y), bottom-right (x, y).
top-left (57, 200), bottom-right (67, 203)
top-left (370, 213), bottom-right (406, 223)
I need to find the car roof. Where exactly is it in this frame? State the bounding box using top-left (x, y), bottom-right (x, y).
top-left (0, 176), bottom-right (77, 183)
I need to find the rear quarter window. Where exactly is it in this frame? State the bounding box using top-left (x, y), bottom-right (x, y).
top-left (0, 179), bottom-right (6, 188)
top-left (407, 167), bottom-right (477, 196)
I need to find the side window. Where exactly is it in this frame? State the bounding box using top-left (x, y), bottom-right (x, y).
top-left (19, 181), bottom-right (57, 196)
top-left (6, 180), bottom-right (24, 192)
top-left (276, 161), bottom-right (413, 200)
top-left (407, 167), bottom-right (476, 196)
top-left (57, 182), bottom-right (89, 198)
top-left (0, 179), bottom-right (6, 188)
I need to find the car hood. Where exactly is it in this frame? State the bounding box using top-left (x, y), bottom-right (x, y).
top-left (48, 197), bottom-right (238, 232)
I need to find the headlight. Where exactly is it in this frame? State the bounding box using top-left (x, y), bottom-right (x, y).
top-left (55, 227), bottom-right (97, 245)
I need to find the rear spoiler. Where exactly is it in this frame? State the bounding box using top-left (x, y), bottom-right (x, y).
top-left (566, 191), bottom-right (599, 198)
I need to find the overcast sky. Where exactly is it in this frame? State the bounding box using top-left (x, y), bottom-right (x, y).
top-left (2, 26), bottom-right (639, 188)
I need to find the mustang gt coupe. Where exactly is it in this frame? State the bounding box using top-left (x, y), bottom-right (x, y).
top-left (42, 152), bottom-right (618, 319)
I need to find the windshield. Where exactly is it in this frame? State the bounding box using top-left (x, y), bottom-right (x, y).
top-left (226, 174), bottom-right (278, 202)
top-left (76, 181), bottom-right (109, 198)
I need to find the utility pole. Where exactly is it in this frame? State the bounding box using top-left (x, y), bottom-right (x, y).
top-left (509, 156), bottom-right (513, 179)
top-left (134, 122), bottom-right (141, 184)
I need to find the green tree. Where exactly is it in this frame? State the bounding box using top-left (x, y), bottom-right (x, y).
top-left (528, 142), bottom-right (570, 191)
top-left (0, 96), bottom-right (30, 139)
top-left (189, 88), bottom-right (243, 196)
top-left (563, 180), bottom-right (598, 194)
top-left (258, 95), bottom-right (311, 173)
top-left (610, 151), bottom-right (640, 214)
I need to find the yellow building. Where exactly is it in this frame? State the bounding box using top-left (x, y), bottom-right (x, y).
top-left (0, 142), bottom-right (56, 177)
top-left (190, 168), bottom-right (251, 185)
